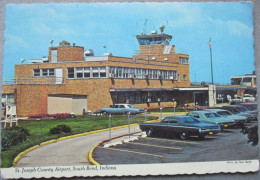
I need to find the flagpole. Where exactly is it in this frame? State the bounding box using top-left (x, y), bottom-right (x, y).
top-left (209, 38), bottom-right (213, 85)
top-left (209, 38), bottom-right (215, 106)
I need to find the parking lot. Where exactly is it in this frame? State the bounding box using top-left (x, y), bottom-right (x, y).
top-left (92, 121), bottom-right (258, 165)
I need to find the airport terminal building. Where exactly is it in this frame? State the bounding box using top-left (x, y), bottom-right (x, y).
top-left (2, 30), bottom-right (251, 117)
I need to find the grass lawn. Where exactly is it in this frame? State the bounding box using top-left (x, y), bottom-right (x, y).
top-left (1, 115), bottom-right (157, 168)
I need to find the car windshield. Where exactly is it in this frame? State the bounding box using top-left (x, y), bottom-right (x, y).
top-left (224, 107), bottom-right (239, 114)
top-left (184, 117), bottom-right (200, 123)
top-left (235, 106), bottom-right (247, 112)
top-left (243, 105), bottom-right (255, 111)
top-left (204, 113), bottom-right (220, 118)
top-left (217, 111), bottom-right (232, 116)
top-left (127, 105), bottom-right (134, 108)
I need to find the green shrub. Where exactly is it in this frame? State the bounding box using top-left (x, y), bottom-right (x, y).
top-left (57, 125), bottom-right (71, 133)
top-left (49, 127), bottom-right (62, 134)
top-left (50, 125), bottom-right (71, 134)
top-left (1, 126), bottom-right (30, 151)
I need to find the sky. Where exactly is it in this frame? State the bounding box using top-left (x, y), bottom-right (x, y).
top-left (3, 2), bottom-right (255, 84)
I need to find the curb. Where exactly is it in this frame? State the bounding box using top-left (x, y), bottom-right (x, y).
top-left (87, 119), bottom-right (159, 165)
top-left (12, 118), bottom-right (159, 167)
top-left (87, 130), bottom-right (143, 166)
top-left (87, 144), bottom-right (100, 165)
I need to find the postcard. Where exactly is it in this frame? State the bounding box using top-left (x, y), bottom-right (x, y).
top-left (0, 0), bottom-right (259, 179)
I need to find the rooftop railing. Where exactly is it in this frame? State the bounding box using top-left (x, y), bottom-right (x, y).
top-left (2, 76), bottom-right (64, 85)
top-left (133, 48), bottom-right (189, 56)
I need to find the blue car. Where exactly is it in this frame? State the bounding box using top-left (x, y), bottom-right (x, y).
top-left (99, 104), bottom-right (143, 115)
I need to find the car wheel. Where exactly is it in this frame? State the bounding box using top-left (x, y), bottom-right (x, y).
top-left (146, 128), bottom-right (153, 137)
top-left (102, 111), bottom-right (107, 116)
top-left (180, 132), bottom-right (188, 140)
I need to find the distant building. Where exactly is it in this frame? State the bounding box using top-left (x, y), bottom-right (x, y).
top-left (231, 71), bottom-right (256, 88)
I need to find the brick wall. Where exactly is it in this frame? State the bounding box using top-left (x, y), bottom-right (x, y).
top-left (49, 46), bottom-right (84, 62)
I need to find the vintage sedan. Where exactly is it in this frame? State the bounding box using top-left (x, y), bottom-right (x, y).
top-left (139, 116), bottom-right (221, 140)
top-left (222, 105), bottom-right (257, 121)
top-left (204, 109), bottom-right (247, 126)
top-left (99, 104), bottom-right (143, 115)
top-left (187, 111), bottom-right (235, 130)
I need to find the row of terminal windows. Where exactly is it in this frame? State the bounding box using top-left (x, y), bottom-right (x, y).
top-left (67, 66), bottom-right (178, 80)
top-left (67, 67), bottom-right (106, 79)
top-left (111, 91), bottom-right (175, 104)
top-left (34, 69), bottom-right (55, 76)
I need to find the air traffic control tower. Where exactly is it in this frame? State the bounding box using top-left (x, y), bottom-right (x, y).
top-left (133, 25), bottom-right (188, 65)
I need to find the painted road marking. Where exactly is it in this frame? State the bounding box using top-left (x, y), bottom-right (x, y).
top-left (97, 146), bottom-right (163, 158)
top-left (143, 137), bottom-right (200, 145)
top-left (126, 142), bottom-right (182, 150)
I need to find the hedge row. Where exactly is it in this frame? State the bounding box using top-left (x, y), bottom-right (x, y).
top-left (28, 113), bottom-right (71, 119)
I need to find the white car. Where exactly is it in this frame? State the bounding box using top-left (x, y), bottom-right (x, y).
top-left (242, 94), bottom-right (255, 102)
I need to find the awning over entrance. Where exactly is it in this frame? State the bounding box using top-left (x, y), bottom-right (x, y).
top-left (174, 87), bottom-right (208, 91)
top-left (110, 88), bottom-right (175, 92)
top-left (110, 87), bottom-right (209, 92)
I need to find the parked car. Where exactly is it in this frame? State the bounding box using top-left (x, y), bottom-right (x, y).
top-left (241, 124), bottom-right (258, 146)
top-left (187, 111), bottom-right (235, 130)
top-left (222, 105), bottom-right (257, 121)
top-left (139, 116), bottom-right (221, 140)
top-left (239, 102), bottom-right (257, 111)
top-left (205, 109), bottom-right (247, 126)
top-left (242, 94), bottom-right (255, 102)
top-left (99, 104), bottom-right (144, 115)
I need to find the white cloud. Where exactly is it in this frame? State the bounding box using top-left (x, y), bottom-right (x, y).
top-left (4, 34), bottom-right (29, 48)
top-left (33, 24), bottom-right (52, 34)
top-left (208, 17), bottom-right (253, 38)
top-left (32, 22), bottom-right (77, 38)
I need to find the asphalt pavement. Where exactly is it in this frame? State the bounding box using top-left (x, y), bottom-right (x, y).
top-left (93, 121), bottom-right (259, 164)
top-left (16, 124), bottom-right (142, 167)
top-left (15, 113), bottom-right (258, 167)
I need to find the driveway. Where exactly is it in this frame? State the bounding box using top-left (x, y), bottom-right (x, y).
top-left (16, 125), bottom-right (141, 167)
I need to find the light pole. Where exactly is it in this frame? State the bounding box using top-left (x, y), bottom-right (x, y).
top-left (128, 111), bottom-right (131, 139)
top-left (160, 107), bottom-right (162, 120)
top-left (145, 109), bottom-right (147, 122)
top-left (109, 114), bottom-right (112, 143)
